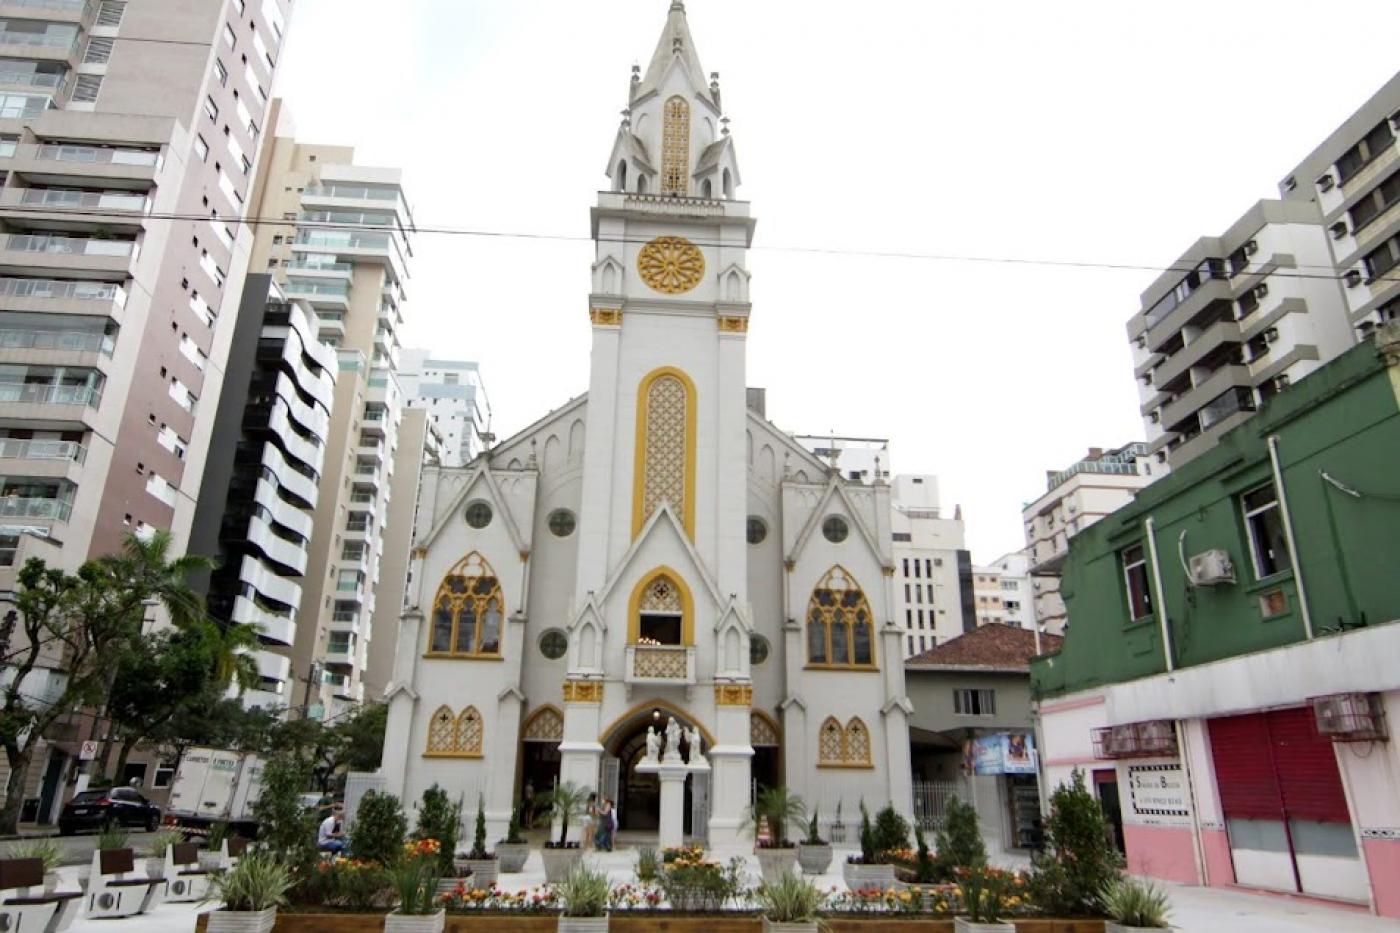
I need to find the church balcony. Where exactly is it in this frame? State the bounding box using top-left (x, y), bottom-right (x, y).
top-left (624, 644), bottom-right (695, 686)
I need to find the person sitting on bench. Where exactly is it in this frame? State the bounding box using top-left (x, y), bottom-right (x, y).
top-left (318, 803), bottom-right (347, 855)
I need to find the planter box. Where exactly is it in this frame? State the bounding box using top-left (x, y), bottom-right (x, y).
top-left (557, 918), bottom-right (608, 933)
top-left (207, 907), bottom-right (279, 933)
top-left (145, 857), bottom-right (166, 881)
top-left (497, 842), bottom-right (530, 873)
top-left (385, 909), bottom-right (446, 933)
top-left (762, 920), bottom-right (817, 933)
top-left (459, 858), bottom-right (498, 890)
top-left (1106, 925), bottom-right (1167, 933)
top-left (540, 847), bottom-right (582, 883)
top-left (841, 861), bottom-right (897, 889)
top-left (954, 919), bottom-right (1015, 933)
top-left (795, 843), bottom-right (831, 875)
top-left (755, 846), bottom-right (798, 881)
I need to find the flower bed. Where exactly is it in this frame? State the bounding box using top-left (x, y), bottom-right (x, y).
top-left (196, 917), bottom-right (1108, 932)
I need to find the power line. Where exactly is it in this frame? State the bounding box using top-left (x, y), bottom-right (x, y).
top-left (0, 204), bottom-right (1395, 288)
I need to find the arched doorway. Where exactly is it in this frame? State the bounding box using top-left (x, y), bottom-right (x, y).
top-left (519, 706), bottom-right (563, 829)
top-left (599, 701), bottom-right (713, 837)
top-left (751, 710), bottom-right (782, 797)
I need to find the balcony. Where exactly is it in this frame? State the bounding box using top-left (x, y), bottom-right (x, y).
top-left (3, 187), bottom-right (151, 217)
top-left (231, 594), bottom-right (295, 647)
top-left (624, 644), bottom-right (696, 685)
top-left (1160, 364), bottom-right (1250, 430)
top-left (0, 494), bottom-right (72, 521)
top-left (0, 232), bottom-right (135, 275)
top-left (1153, 320), bottom-right (1241, 388)
top-left (291, 229), bottom-right (406, 281)
top-left (0, 436), bottom-right (84, 482)
top-left (282, 278), bottom-right (349, 311)
top-left (323, 641), bottom-right (356, 670)
top-left (6, 142), bottom-right (162, 186)
top-left (0, 68), bottom-right (66, 94)
top-left (0, 27), bottom-right (77, 63)
top-left (0, 0), bottom-right (90, 22)
top-left (0, 379), bottom-right (100, 407)
top-left (284, 258), bottom-right (352, 280)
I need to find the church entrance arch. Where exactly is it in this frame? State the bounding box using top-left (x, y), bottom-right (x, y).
top-left (599, 700), bottom-right (713, 835)
top-left (519, 706), bottom-right (563, 829)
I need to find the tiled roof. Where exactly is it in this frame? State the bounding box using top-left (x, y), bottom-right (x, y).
top-left (905, 623), bottom-right (1063, 672)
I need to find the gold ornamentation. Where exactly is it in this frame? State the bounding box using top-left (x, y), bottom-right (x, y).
top-left (563, 680), bottom-right (604, 703)
top-left (662, 95), bottom-right (690, 197)
top-left (425, 704), bottom-right (484, 758)
top-left (642, 375), bottom-right (686, 521)
top-left (805, 565), bottom-right (877, 669)
top-left (715, 684), bottom-right (753, 706)
top-left (590, 308), bottom-right (622, 326)
top-left (627, 567), bottom-right (694, 645)
top-left (637, 236), bottom-right (705, 295)
top-left (881, 565), bottom-right (895, 577)
top-left (817, 715), bottom-right (872, 768)
top-left (750, 711), bottom-right (779, 747)
top-left (633, 646), bottom-right (688, 679)
top-left (426, 552), bottom-right (504, 657)
top-left (639, 577), bottom-right (682, 613)
top-left (522, 706), bottom-right (564, 742)
top-left (717, 316), bottom-right (749, 333)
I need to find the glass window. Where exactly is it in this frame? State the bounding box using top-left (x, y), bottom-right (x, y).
top-left (746, 515), bottom-right (767, 545)
top-left (821, 515), bottom-right (848, 543)
top-left (1122, 544), bottom-right (1153, 621)
top-left (806, 567), bottom-right (874, 667)
top-left (464, 500), bottom-right (492, 528)
top-left (194, 134), bottom-right (209, 162)
top-left (749, 634), bottom-right (770, 665)
top-left (1242, 484), bottom-right (1290, 579)
top-left (547, 508), bottom-right (575, 538)
top-left (538, 628), bottom-right (568, 660)
top-left (953, 688), bottom-right (996, 716)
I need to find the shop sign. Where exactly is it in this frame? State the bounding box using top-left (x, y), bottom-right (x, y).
top-left (964, 733), bottom-right (1037, 775)
top-left (1128, 763), bottom-right (1190, 817)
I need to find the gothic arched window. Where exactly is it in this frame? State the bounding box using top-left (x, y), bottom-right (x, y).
top-left (632, 368), bottom-right (695, 538)
top-left (816, 715), bottom-right (873, 768)
top-left (662, 95), bottom-right (690, 196)
top-left (806, 566), bottom-right (876, 669)
top-left (425, 705), bottom-right (484, 758)
top-left (427, 552), bottom-right (504, 657)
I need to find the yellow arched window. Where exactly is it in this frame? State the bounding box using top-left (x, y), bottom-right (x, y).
top-left (632, 368), bottom-right (696, 538)
top-left (662, 95), bottom-right (690, 196)
top-left (817, 715), bottom-right (873, 768)
top-left (427, 552), bottom-right (504, 658)
top-left (805, 566), bottom-right (876, 669)
top-left (845, 717), bottom-right (871, 765)
top-left (425, 705), bottom-right (484, 758)
top-left (818, 716), bottom-right (844, 765)
top-left (627, 567), bottom-right (694, 646)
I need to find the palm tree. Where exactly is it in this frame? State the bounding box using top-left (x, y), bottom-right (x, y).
top-left (538, 781), bottom-right (591, 847)
top-left (745, 786), bottom-right (806, 847)
top-left (211, 621), bottom-right (263, 694)
top-left (98, 530), bottom-right (216, 629)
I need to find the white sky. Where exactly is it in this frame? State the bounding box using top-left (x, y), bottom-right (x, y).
top-left (275, 0), bottom-right (1400, 561)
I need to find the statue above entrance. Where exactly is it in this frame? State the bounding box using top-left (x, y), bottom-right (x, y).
top-left (645, 725), bottom-right (661, 763)
top-left (664, 716), bottom-right (684, 762)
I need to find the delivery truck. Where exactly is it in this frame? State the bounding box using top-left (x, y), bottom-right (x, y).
top-left (162, 747), bottom-right (266, 838)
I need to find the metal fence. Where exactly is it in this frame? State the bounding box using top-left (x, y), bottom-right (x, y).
top-left (912, 779), bottom-right (961, 830)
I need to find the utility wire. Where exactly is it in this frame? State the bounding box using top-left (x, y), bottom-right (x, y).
top-left (1, 204), bottom-right (1395, 287)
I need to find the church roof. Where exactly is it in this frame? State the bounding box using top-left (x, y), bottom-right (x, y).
top-left (905, 624), bottom-right (1063, 673)
top-left (634, 1), bottom-right (716, 109)
top-left (693, 137), bottom-right (729, 175)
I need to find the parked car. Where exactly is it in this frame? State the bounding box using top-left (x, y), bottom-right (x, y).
top-left (58, 787), bottom-right (162, 834)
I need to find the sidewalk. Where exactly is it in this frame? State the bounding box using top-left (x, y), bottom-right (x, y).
top-left (1165, 883), bottom-right (1399, 932)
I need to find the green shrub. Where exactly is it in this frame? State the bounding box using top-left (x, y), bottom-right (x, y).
top-left (754, 872), bottom-right (824, 922)
top-left (353, 791), bottom-right (408, 866)
top-left (5, 838), bottom-right (61, 873)
top-left (635, 846), bottom-right (659, 882)
top-left (389, 842), bottom-right (440, 916)
top-left (251, 756), bottom-right (316, 869)
top-left (558, 863), bottom-right (609, 918)
top-left (466, 795), bottom-right (491, 860)
top-left (872, 805), bottom-right (910, 855)
top-left (1100, 876), bottom-right (1171, 928)
top-left (502, 805), bottom-right (525, 845)
top-left (96, 822), bottom-right (129, 851)
top-left (1028, 770), bottom-right (1123, 916)
top-left (146, 829), bottom-right (185, 860)
top-left (934, 796), bottom-right (987, 879)
top-left (206, 821), bottom-right (230, 851)
top-left (913, 826), bottom-right (936, 883)
top-left (658, 854), bottom-right (745, 912)
top-left (414, 784), bottom-right (460, 875)
top-left (857, 800), bottom-right (875, 863)
top-left (208, 852), bottom-right (292, 912)
top-left (803, 808), bottom-right (826, 846)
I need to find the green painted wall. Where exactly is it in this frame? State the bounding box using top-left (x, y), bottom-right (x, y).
top-left (1033, 338), bottom-right (1400, 700)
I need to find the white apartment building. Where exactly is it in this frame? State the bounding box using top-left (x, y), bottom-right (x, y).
top-left (889, 474), bottom-right (971, 657)
top-left (794, 434), bottom-right (890, 484)
top-left (1022, 444), bottom-right (1151, 634)
top-left (970, 566), bottom-right (1006, 627)
top-left (1127, 200), bottom-right (1352, 469)
top-left (1281, 72), bottom-right (1400, 341)
top-left (982, 550), bottom-right (1034, 630)
top-left (397, 349), bottom-right (490, 468)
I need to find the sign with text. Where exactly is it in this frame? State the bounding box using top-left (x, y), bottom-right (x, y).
top-left (964, 733), bottom-right (1037, 775)
top-left (1128, 763), bottom-right (1190, 817)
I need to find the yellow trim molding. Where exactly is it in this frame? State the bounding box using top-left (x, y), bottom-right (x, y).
top-left (424, 751), bottom-right (484, 760)
top-left (590, 308), bottom-right (622, 326)
top-left (717, 315), bottom-right (749, 333)
top-left (562, 680), bottom-right (604, 704)
top-left (714, 684), bottom-right (753, 706)
top-left (631, 366), bottom-right (698, 539)
top-left (626, 565), bottom-right (695, 646)
top-left (598, 698), bottom-right (716, 748)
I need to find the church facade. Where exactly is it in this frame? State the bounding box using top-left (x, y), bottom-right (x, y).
top-left (379, 1), bottom-right (914, 850)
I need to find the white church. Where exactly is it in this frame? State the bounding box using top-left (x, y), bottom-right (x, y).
top-left (380, 0), bottom-right (914, 850)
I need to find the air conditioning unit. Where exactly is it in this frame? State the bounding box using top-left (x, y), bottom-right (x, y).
top-left (1345, 269), bottom-right (1363, 288)
top-left (1317, 173), bottom-right (1335, 192)
top-left (1263, 327), bottom-right (1280, 344)
top-left (1274, 374), bottom-right (1291, 391)
top-left (1253, 283), bottom-right (1269, 301)
top-left (1313, 693), bottom-right (1387, 742)
top-left (1244, 239), bottom-right (1259, 256)
top-left (1092, 721), bottom-right (1181, 759)
top-left (1358, 320), bottom-right (1378, 337)
top-left (1330, 221), bottom-right (1349, 240)
top-left (1188, 549), bottom-right (1236, 586)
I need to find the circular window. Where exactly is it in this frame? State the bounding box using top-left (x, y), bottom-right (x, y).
top-left (538, 629), bottom-right (568, 660)
top-left (750, 634), bottom-right (770, 665)
top-left (746, 516), bottom-right (767, 545)
top-left (548, 509), bottom-right (576, 538)
top-left (821, 515), bottom-right (849, 543)
top-left (464, 500), bottom-right (493, 529)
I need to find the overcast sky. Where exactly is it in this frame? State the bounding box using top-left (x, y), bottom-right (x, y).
top-left (275, 0), bottom-right (1399, 561)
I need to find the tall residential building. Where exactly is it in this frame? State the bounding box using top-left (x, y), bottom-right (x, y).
top-left (889, 474), bottom-right (971, 657)
top-left (985, 550), bottom-right (1035, 631)
top-left (396, 349), bottom-right (489, 468)
top-left (1022, 444), bottom-right (1151, 633)
top-left (0, 0), bottom-right (290, 590)
top-left (794, 434), bottom-right (890, 484)
top-left (970, 565), bottom-right (1006, 627)
top-left (1127, 200), bottom-right (1351, 469)
top-left (1281, 73), bottom-right (1400, 341)
top-left (246, 104), bottom-right (414, 717)
top-left (190, 275), bottom-right (335, 710)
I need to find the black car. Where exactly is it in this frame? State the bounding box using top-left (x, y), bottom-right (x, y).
top-left (58, 787), bottom-right (162, 835)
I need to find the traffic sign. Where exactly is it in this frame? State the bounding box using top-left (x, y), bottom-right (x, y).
top-left (79, 741), bottom-right (98, 761)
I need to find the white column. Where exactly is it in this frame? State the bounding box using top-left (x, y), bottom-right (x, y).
top-left (880, 622), bottom-right (914, 819)
top-left (575, 318), bottom-right (622, 594)
top-left (708, 691), bottom-right (754, 854)
top-left (380, 610), bottom-right (424, 799)
top-left (557, 691), bottom-right (604, 843)
top-left (656, 765), bottom-right (690, 850)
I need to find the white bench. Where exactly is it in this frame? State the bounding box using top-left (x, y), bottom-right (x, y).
top-left (83, 848), bottom-right (160, 920)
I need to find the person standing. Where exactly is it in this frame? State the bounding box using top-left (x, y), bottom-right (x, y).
top-left (594, 797), bottom-right (615, 852)
top-left (582, 792), bottom-right (598, 851)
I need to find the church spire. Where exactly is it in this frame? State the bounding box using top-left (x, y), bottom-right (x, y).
top-left (633, 0), bottom-right (715, 109)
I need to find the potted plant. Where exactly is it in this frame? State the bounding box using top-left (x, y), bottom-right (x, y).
top-left (205, 851), bottom-right (293, 933)
top-left (6, 838), bottom-right (63, 892)
top-left (556, 862), bottom-right (610, 933)
top-left (456, 795), bottom-right (497, 890)
top-left (497, 804), bottom-right (530, 873)
top-left (539, 781), bottom-right (588, 883)
top-left (754, 871), bottom-right (825, 933)
top-left (635, 847), bottom-right (659, 883)
top-left (1100, 876), bottom-right (1171, 932)
top-left (829, 800), bottom-right (846, 845)
top-left (144, 828), bottom-right (184, 881)
top-left (386, 838), bottom-right (446, 933)
top-left (96, 821), bottom-right (129, 853)
top-left (414, 784), bottom-right (462, 895)
top-left (842, 801), bottom-right (897, 889)
top-left (747, 786), bottom-right (804, 881)
top-left (796, 808), bottom-right (831, 875)
top-left (954, 865), bottom-right (1023, 933)
top-left (201, 821), bottom-right (231, 871)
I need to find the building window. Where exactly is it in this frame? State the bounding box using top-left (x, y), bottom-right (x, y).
top-left (903, 583), bottom-right (911, 601)
top-left (1349, 170), bottom-right (1400, 233)
top-left (953, 688), bottom-right (996, 716)
top-left (215, 58), bottom-right (228, 85)
top-left (905, 609), bottom-right (912, 626)
top-left (892, 531), bottom-right (911, 542)
top-left (425, 705), bottom-right (483, 758)
top-left (547, 508), bottom-right (576, 538)
top-left (749, 633), bottom-right (770, 665)
top-left (538, 628), bottom-right (568, 660)
top-left (746, 515), bottom-right (767, 545)
top-left (634, 572), bottom-right (685, 646)
top-left (821, 515), bottom-right (848, 543)
top-left (1364, 234), bottom-right (1400, 281)
top-left (1336, 119), bottom-right (1395, 184)
top-left (204, 96), bottom-right (219, 122)
top-left (806, 566), bottom-right (875, 668)
top-left (152, 761), bottom-right (175, 788)
top-left (194, 134), bottom-right (209, 162)
top-left (463, 500), bottom-right (492, 528)
top-left (902, 558), bottom-right (909, 577)
top-left (818, 716), bottom-right (872, 767)
top-left (1121, 544), bottom-right (1153, 622)
top-left (907, 635), bottom-right (914, 654)
top-left (661, 95), bottom-right (690, 196)
top-left (634, 368), bottom-right (693, 537)
top-left (427, 552), bottom-right (504, 657)
top-left (1242, 484), bottom-right (1290, 579)
top-left (917, 609), bottom-right (924, 628)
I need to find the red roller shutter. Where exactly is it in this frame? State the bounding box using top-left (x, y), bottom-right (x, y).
top-left (1268, 706), bottom-right (1351, 824)
top-left (1209, 712), bottom-right (1283, 820)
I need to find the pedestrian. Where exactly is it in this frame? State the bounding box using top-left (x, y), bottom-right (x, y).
top-left (522, 780), bottom-right (535, 829)
top-left (582, 792), bottom-right (597, 850)
top-left (317, 803), bottom-right (347, 855)
top-left (594, 797), bottom-right (615, 851)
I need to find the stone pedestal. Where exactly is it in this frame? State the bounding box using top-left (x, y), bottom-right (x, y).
top-left (638, 760), bottom-right (691, 850)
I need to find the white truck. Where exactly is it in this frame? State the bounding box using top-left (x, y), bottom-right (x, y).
top-left (162, 748), bottom-right (266, 838)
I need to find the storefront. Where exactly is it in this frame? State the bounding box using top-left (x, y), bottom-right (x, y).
top-left (965, 732), bottom-right (1042, 850)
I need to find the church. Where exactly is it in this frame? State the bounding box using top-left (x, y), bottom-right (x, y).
top-left (379, 1), bottom-right (914, 851)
